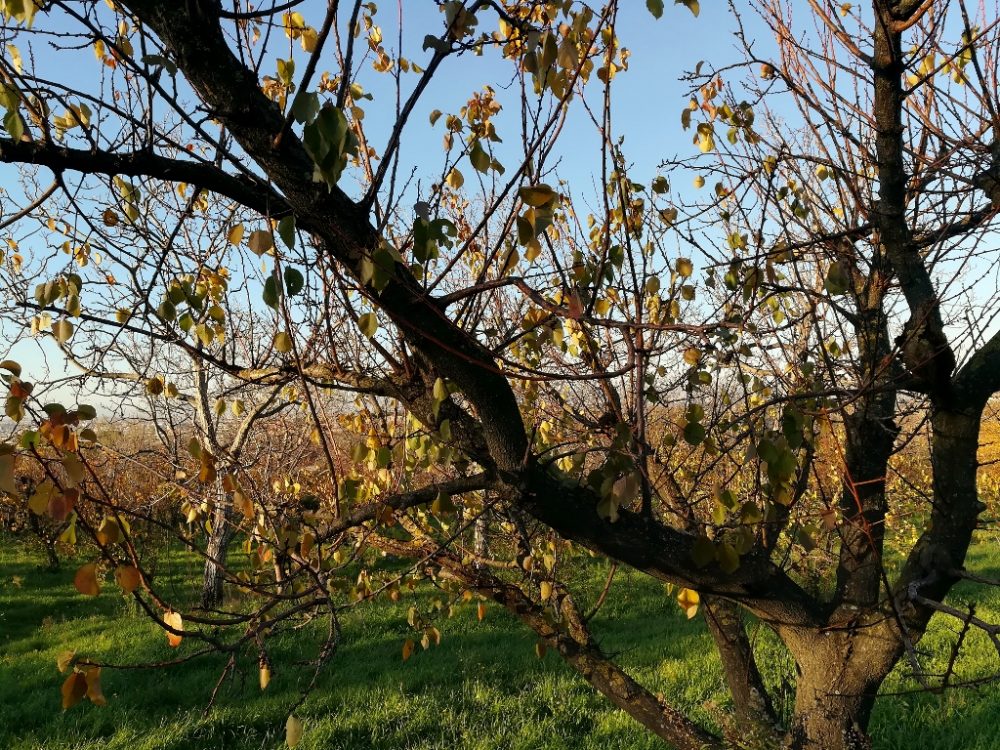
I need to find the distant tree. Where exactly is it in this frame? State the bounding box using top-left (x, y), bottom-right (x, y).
top-left (3, 2), bottom-right (1000, 749)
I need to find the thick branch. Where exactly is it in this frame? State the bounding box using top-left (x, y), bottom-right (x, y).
top-left (0, 138), bottom-right (289, 219)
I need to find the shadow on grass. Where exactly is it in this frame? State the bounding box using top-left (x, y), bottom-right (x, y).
top-left (3, 537), bottom-right (999, 749)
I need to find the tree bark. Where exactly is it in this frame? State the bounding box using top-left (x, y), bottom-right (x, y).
top-left (201, 487), bottom-right (234, 609)
top-left (783, 625), bottom-right (900, 750)
top-left (702, 597), bottom-right (777, 740)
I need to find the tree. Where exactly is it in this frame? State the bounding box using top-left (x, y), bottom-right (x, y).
top-left (2, 2), bottom-right (1000, 748)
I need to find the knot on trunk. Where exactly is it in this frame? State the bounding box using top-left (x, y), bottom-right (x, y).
top-left (895, 305), bottom-right (955, 394)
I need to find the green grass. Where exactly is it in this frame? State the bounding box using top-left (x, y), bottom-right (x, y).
top-left (2, 535), bottom-right (999, 750)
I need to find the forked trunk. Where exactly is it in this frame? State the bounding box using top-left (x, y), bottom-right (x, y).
top-left (784, 627), bottom-right (900, 750)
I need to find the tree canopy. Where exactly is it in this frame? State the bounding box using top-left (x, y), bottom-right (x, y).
top-left (3, 2), bottom-right (1000, 749)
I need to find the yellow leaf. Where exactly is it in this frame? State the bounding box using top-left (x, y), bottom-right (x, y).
top-left (57, 650), bottom-right (76, 674)
top-left (234, 490), bottom-right (254, 519)
top-left (274, 331), bottom-right (293, 353)
top-left (73, 563), bottom-right (100, 596)
top-left (164, 610), bottom-right (183, 647)
top-left (518, 184), bottom-right (556, 207)
top-left (358, 312), bottom-right (378, 339)
top-left (248, 229), bottom-right (274, 256)
top-left (677, 588), bottom-right (700, 619)
top-left (300, 27), bottom-right (318, 52)
top-left (259, 664), bottom-right (271, 690)
top-left (696, 125), bottom-right (715, 154)
top-left (446, 167), bottom-right (464, 189)
top-left (227, 224), bottom-right (245, 245)
top-left (540, 581), bottom-right (553, 601)
top-left (7, 43), bottom-right (23, 73)
top-left (285, 715), bottom-right (304, 748)
top-left (52, 319), bottom-right (74, 344)
top-left (96, 517), bottom-right (121, 545)
top-left (199, 451), bottom-right (217, 484)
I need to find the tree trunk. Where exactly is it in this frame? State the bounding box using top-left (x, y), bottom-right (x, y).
top-left (784, 626), bottom-right (899, 750)
top-left (703, 597), bottom-right (777, 740)
top-left (201, 489), bottom-right (234, 609)
top-left (28, 512), bottom-right (60, 571)
top-left (473, 513), bottom-right (488, 562)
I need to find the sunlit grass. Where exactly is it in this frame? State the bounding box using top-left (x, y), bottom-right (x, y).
top-left (2, 534), bottom-right (998, 749)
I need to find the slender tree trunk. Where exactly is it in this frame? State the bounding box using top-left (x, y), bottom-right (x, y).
top-left (473, 513), bottom-right (488, 562)
top-left (201, 484), bottom-right (234, 608)
top-left (28, 512), bottom-right (60, 571)
top-left (702, 597), bottom-right (777, 740)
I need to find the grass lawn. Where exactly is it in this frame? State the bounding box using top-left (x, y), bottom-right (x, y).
top-left (2, 533), bottom-right (999, 750)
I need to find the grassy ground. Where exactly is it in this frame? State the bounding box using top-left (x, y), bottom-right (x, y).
top-left (2, 534), bottom-right (999, 750)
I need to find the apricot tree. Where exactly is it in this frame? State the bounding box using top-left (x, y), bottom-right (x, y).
top-left (3, 2), bottom-right (1000, 749)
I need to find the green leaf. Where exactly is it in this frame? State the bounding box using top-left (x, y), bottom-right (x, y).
top-left (263, 276), bottom-right (280, 309)
top-left (157, 299), bottom-right (176, 322)
top-left (141, 54), bottom-right (178, 76)
top-left (284, 267), bottom-right (305, 296)
top-left (691, 535), bottom-right (716, 567)
top-left (303, 104), bottom-right (357, 187)
top-left (3, 107), bottom-right (24, 143)
top-left (683, 421), bottom-right (706, 446)
top-left (277, 216), bottom-right (296, 249)
top-left (646, 0), bottom-right (664, 18)
top-left (358, 312), bottom-right (378, 339)
top-left (824, 261), bottom-right (851, 296)
top-left (717, 542), bottom-right (740, 573)
top-left (291, 91), bottom-right (319, 124)
top-left (470, 141), bottom-right (490, 173)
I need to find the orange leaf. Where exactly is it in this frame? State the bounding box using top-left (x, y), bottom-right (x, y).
top-left (477, 602), bottom-right (486, 622)
top-left (402, 638), bottom-right (415, 661)
top-left (300, 531), bottom-right (315, 558)
top-left (61, 672), bottom-right (87, 709)
top-left (73, 563), bottom-right (100, 596)
top-left (48, 493), bottom-right (69, 522)
top-left (115, 565), bottom-right (141, 594)
top-left (163, 610), bottom-right (183, 647)
top-left (84, 666), bottom-right (106, 706)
